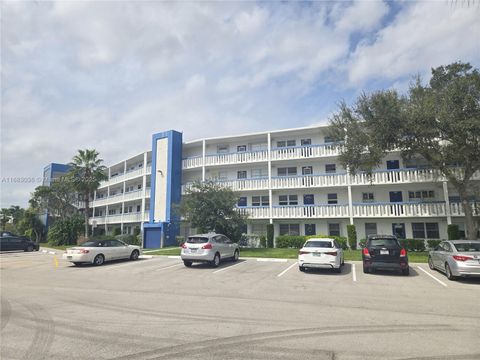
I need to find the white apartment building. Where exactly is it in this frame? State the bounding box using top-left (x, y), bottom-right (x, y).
top-left (86, 126), bottom-right (479, 248)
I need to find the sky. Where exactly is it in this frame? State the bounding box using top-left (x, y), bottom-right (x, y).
top-left (1, 0), bottom-right (479, 208)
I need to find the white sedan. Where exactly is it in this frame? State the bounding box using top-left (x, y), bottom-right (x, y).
top-left (62, 239), bottom-right (141, 266)
top-left (298, 238), bottom-right (344, 273)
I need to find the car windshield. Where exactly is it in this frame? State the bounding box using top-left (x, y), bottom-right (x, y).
top-left (453, 243), bottom-right (480, 252)
top-left (187, 237), bottom-right (209, 244)
top-left (304, 241), bottom-right (333, 248)
top-left (369, 239), bottom-right (399, 247)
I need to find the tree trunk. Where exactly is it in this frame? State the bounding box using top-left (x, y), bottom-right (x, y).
top-left (459, 191), bottom-right (479, 240)
top-left (84, 193), bottom-right (90, 239)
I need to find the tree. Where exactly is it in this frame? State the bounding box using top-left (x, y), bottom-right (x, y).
top-left (68, 149), bottom-right (107, 239)
top-left (17, 208), bottom-right (45, 243)
top-left (0, 206), bottom-right (25, 233)
top-left (47, 215), bottom-right (85, 246)
top-left (328, 62), bottom-right (480, 239)
top-left (180, 181), bottom-right (248, 241)
top-left (30, 178), bottom-right (79, 220)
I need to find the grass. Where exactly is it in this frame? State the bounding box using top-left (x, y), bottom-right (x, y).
top-left (148, 247), bottom-right (429, 262)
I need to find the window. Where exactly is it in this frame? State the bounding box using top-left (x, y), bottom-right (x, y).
top-left (217, 144), bottom-right (229, 154)
top-left (237, 171), bottom-right (247, 179)
top-left (365, 223), bottom-right (377, 237)
top-left (412, 222), bottom-right (439, 239)
top-left (302, 166), bottom-right (313, 175)
top-left (216, 171), bottom-right (228, 180)
top-left (303, 194), bottom-right (314, 205)
top-left (237, 145), bottom-right (247, 152)
top-left (252, 196), bottom-right (269, 206)
top-left (277, 140), bottom-right (296, 148)
top-left (108, 209), bottom-right (116, 215)
top-left (251, 168), bottom-right (266, 178)
top-left (301, 138), bottom-right (311, 146)
top-left (409, 190), bottom-right (435, 201)
top-left (324, 136), bottom-right (339, 143)
top-left (327, 193), bottom-right (338, 205)
top-left (136, 205), bottom-right (141, 212)
top-left (237, 197), bottom-right (247, 207)
top-left (362, 193), bottom-right (375, 203)
top-left (328, 223), bottom-right (340, 237)
top-left (279, 195), bottom-right (298, 206)
top-left (251, 223), bottom-right (267, 235)
top-left (138, 184), bottom-right (142, 190)
top-left (305, 224), bottom-right (316, 236)
top-left (325, 164), bottom-right (336, 173)
top-left (277, 167), bottom-right (297, 176)
top-left (279, 224), bottom-right (300, 236)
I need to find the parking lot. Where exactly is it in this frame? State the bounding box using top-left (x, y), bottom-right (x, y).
top-left (1, 249), bottom-right (480, 360)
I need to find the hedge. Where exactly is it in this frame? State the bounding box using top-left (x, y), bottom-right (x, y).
top-left (398, 239), bottom-right (426, 252)
top-left (347, 224), bottom-right (357, 250)
top-left (447, 224), bottom-right (459, 240)
top-left (266, 224), bottom-right (274, 248)
top-left (426, 239), bottom-right (442, 250)
top-left (276, 235), bottom-right (348, 249)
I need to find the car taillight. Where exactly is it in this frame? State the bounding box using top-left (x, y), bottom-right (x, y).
top-left (181, 243), bottom-right (187, 249)
top-left (325, 251), bottom-right (337, 256)
top-left (79, 249), bottom-right (89, 254)
top-left (363, 248), bottom-right (370, 257)
top-left (202, 243), bottom-right (212, 249)
top-left (298, 250), bottom-right (310, 255)
top-left (400, 248), bottom-right (407, 257)
top-left (453, 255), bottom-right (473, 262)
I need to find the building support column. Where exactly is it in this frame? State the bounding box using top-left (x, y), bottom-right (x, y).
top-left (202, 139), bottom-right (206, 181)
top-left (121, 161), bottom-right (126, 234)
top-left (141, 152), bottom-right (148, 221)
top-left (443, 181), bottom-right (452, 225)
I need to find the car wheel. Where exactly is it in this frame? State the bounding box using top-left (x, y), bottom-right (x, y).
top-left (363, 266), bottom-right (370, 274)
top-left (341, 257), bottom-right (345, 266)
top-left (93, 254), bottom-right (105, 266)
top-left (299, 266), bottom-right (306, 272)
top-left (26, 245), bottom-right (34, 252)
top-left (445, 263), bottom-right (456, 281)
top-left (334, 266), bottom-right (341, 274)
top-left (402, 267), bottom-right (410, 276)
top-left (211, 253), bottom-right (221, 268)
top-left (183, 260), bottom-right (192, 267)
top-left (232, 250), bottom-right (239, 262)
top-left (130, 250), bottom-right (139, 261)
top-left (428, 256), bottom-right (435, 270)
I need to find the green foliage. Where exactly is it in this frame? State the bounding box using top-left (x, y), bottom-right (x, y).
top-left (398, 239), bottom-right (426, 252)
top-left (359, 238), bottom-right (366, 248)
top-left (17, 208), bottom-right (45, 243)
top-left (347, 224), bottom-right (357, 250)
top-left (259, 235), bottom-right (267, 248)
top-left (447, 224), bottom-right (460, 240)
top-left (133, 226), bottom-right (141, 237)
top-left (30, 180), bottom-right (78, 220)
top-left (328, 62), bottom-right (480, 240)
top-left (1, 206), bottom-right (25, 234)
top-left (92, 235), bottom-right (116, 240)
top-left (306, 235), bottom-right (349, 250)
top-left (427, 239), bottom-right (442, 250)
top-left (276, 235), bottom-right (348, 249)
top-left (47, 215), bottom-right (84, 246)
top-left (113, 227), bottom-right (121, 236)
top-left (176, 236), bottom-right (185, 245)
top-left (92, 227), bottom-right (105, 236)
top-left (266, 224), bottom-right (274, 248)
top-left (180, 180), bottom-right (248, 241)
top-left (115, 234), bottom-right (140, 245)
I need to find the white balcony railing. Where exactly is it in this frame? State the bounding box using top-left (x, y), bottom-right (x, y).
top-left (89, 212), bottom-right (149, 225)
top-left (92, 188), bottom-right (150, 207)
top-left (271, 173), bottom-right (348, 189)
top-left (270, 144), bottom-right (343, 161)
top-left (182, 156), bottom-right (203, 169)
top-left (205, 150), bottom-right (269, 166)
top-left (352, 202), bottom-right (447, 218)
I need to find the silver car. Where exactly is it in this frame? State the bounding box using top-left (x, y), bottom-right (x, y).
top-left (180, 233), bottom-right (239, 267)
top-left (428, 240), bottom-right (480, 280)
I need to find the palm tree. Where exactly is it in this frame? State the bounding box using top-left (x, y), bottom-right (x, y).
top-left (68, 149), bottom-right (107, 239)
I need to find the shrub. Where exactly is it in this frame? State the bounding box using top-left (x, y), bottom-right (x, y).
top-left (276, 236), bottom-right (306, 249)
top-left (307, 234), bottom-right (348, 250)
top-left (398, 239), bottom-right (426, 252)
top-left (347, 224), bottom-right (357, 250)
top-left (176, 236), bottom-right (185, 245)
top-left (133, 226), bottom-right (141, 237)
top-left (259, 235), bottom-right (267, 248)
top-left (47, 215), bottom-right (84, 246)
top-left (359, 238), bottom-right (366, 248)
top-left (92, 227), bottom-right (105, 236)
top-left (427, 239), bottom-right (442, 250)
top-left (115, 234), bottom-right (140, 245)
top-left (113, 227), bottom-right (121, 236)
top-left (447, 224), bottom-right (459, 240)
top-left (266, 224), bottom-right (274, 248)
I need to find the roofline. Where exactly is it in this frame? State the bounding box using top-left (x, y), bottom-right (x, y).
top-left (183, 123), bottom-right (329, 145)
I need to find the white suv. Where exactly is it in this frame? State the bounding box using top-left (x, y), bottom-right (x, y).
top-left (180, 233), bottom-right (240, 267)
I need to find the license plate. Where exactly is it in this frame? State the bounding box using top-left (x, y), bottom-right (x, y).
top-left (380, 250), bottom-right (389, 255)
top-left (190, 249), bottom-right (197, 253)
top-left (313, 252), bottom-right (321, 257)
top-left (67, 256), bottom-right (72, 259)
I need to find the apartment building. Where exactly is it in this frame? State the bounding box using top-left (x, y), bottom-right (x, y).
top-left (83, 126), bottom-right (478, 248)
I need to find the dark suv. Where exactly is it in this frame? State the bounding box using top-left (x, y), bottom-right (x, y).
top-left (362, 235), bottom-right (409, 275)
top-left (0, 232), bottom-right (39, 252)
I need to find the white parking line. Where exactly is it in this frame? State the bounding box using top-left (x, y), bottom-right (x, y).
top-left (352, 264), bottom-right (357, 282)
top-left (416, 266), bottom-right (448, 287)
top-left (256, 258), bottom-right (288, 263)
top-left (277, 262), bottom-right (297, 277)
top-left (167, 256), bottom-right (181, 259)
top-left (153, 263), bottom-right (184, 272)
top-left (212, 261), bottom-right (246, 274)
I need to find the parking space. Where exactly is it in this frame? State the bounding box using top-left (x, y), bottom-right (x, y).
top-left (1, 250), bottom-right (480, 359)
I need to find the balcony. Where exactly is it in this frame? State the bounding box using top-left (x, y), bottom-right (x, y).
top-left (235, 202), bottom-right (479, 219)
top-left (98, 167), bottom-right (150, 188)
top-left (89, 211), bottom-right (150, 225)
top-left (270, 143), bottom-right (343, 161)
top-left (92, 188), bottom-right (150, 207)
top-left (182, 178), bottom-right (269, 193)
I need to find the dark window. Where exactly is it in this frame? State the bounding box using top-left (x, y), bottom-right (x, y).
top-left (237, 171), bottom-right (247, 179)
top-left (305, 224), bottom-right (316, 236)
top-left (279, 224), bottom-right (300, 236)
top-left (187, 237), bottom-right (209, 244)
top-left (412, 223), bottom-right (425, 239)
top-left (237, 145), bottom-right (247, 152)
top-left (325, 164), bottom-right (336, 173)
top-left (277, 167), bottom-right (297, 176)
top-left (426, 223), bottom-right (440, 239)
top-left (305, 240), bottom-right (334, 248)
top-left (252, 196), bottom-right (269, 206)
top-left (365, 223), bottom-right (377, 237)
top-left (287, 140), bottom-right (296, 147)
top-left (327, 193), bottom-right (338, 205)
top-left (136, 205), bottom-right (141, 212)
top-left (324, 136), bottom-right (336, 143)
top-left (409, 190), bottom-right (435, 201)
top-left (301, 138), bottom-right (311, 146)
top-left (279, 195), bottom-right (297, 206)
top-left (328, 223), bottom-right (340, 237)
top-left (302, 166), bottom-right (313, 175)
top-left (362, 193), bottom-right (375, 203)
top-left (303, 194), bottom-right (314, 205)
top-left (238, 197), bottom-right (247, 207)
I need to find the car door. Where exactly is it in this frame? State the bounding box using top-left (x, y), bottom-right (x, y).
top-left (10, 238), bottom-right (24, 251)
top-left (0, 237), bottom-right (10, 251)
top-left (441, 242), bottom-right (453, 271)
top-left (99, 241), bottom-right (115, 261)
top-left (432, 242), bottom-right (444, 268)
top-left (115, 240), bottom-right (131, 259)
top-left (214, 236), bottom-right (226, 258)
top-left (223, 235), bottom-right (235, 257)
